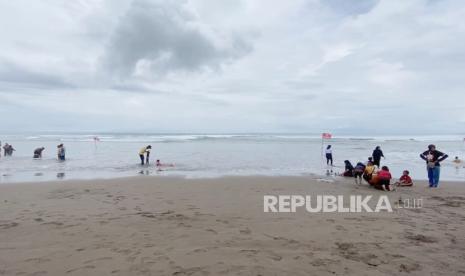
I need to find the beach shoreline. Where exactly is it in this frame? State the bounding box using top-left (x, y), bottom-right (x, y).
top-left (0, 176), bottom-right (464, 275)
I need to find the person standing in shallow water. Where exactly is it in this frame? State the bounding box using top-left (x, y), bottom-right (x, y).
top-left (420, 144), bottom-right (448, 188)
top-left (325, 145), bottom-right (333, 166)
top-left (139, 145), bottom-right (152, 165)
top-left (33, 147), bottom-right (45, 159)
top-left (57, 144), bottom-right (66, 161)
top-left (372, 146), bottom-right (384, 167)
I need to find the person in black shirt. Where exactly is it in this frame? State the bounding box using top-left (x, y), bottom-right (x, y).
top-left (372, 146), bottom-right (384, 167)
top-left (33, 147), bottom-right (45, 159)
top-left (420, 144), bottom-right (448, 188)
top-left (342, 160), bottom-right (354, 177)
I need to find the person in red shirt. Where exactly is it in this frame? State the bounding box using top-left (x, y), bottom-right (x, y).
top-left (395, 170), bottom-right (413, 187)
top-left (374, 166), bottom-right (392, 191)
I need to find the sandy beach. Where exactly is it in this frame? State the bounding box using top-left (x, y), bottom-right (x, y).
top-left (0, 176), bottom-right (464, 276)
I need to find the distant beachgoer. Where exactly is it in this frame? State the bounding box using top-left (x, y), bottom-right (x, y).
top-left (453, 156), bottom-right (462, 164)
top-left (57, 144), bottom-right (66, 161)
top-left (353, 162), bottom-right (366, 184)
top-left (33, 147), bottom-right (45, 159)
top-left (139, 145), bottom-right (152, 165)
top-left (420, 144), bottom-right (448, 188)
top-left (156, 159), bottom-right (174, 167)
top-left (363, 161), bottom-right (377, 183)
top-left (372, 146), bottom-right (384, 167)
top-left (325, 145), bottom-right (333, 166)
top-left (2, 143), bottom-right (7, 156)
top-left (395, 170), bottom-right (413, 187)
top-left (375, 166), bottom-right (392, 191)
top-left (342, 160), bottom-right (354, 177)
top-left (3, 144), bottom-right (15, 156)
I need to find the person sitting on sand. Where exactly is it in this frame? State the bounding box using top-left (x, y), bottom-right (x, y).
top-left (33, 147), bottom-right (45, 159)
top-left (395, 170), bottom-right (413, 187)
top-left (138, 145), bottom-right (152, 165)
top-left (374, 166), bottom-right (392, 191)
top-left (453, 156), bottom-right (462, 164)
top-left (353, 162), bottom-right (366, 184)
top-left (342, 160), bottom-right (354, 177)
top-left (363, 161), bottom-right (377, 183)
top-left (57, 144), bottom-right (66, 161)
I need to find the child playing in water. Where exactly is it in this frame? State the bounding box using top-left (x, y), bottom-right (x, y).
top-left (156, 160), bottom-right (174, 167)
top-left (155, 159), bottom-right (175, 171)
top-left (395, 170), bottom-right (413, 187)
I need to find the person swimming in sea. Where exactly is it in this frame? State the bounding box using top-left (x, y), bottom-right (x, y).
top-left (156, 159), bottom-right (174, 167)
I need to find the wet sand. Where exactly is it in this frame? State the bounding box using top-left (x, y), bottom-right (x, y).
top-left (0, 176), bottom-right (464, 275)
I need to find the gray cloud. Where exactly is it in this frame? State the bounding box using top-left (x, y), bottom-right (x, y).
top-left (101, 0), bottom-right (251, 79)
top-left (0, 0), bottom-right (464, 134)
top-left (0, 60), bottom-right (74, 90)
top-left (322, 0), bottom-right (380, 16)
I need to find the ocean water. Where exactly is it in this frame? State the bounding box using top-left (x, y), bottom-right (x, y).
top-left (0, 133), bottom-right (464, 183)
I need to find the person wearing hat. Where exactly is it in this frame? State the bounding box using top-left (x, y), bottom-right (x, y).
top-left (420, 144), bottom-right (448, 188)
top-left (57, 144), bottom-right (66, 161)
top-left (138, 145), bottom-right (152, 165)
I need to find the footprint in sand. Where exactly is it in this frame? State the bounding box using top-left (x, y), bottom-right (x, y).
top-left (66, 265), bottom-right (96, 273)
top-left (405, 233), bottom-right (438, 243)
top-left (399, 263), bottom-right (421, 273)
top-left (205, 228), bottom-right (218, 234)
top-left (0, 221), bottom-right (19, 229)
top-left (239, 228), bottom-right (251, 235)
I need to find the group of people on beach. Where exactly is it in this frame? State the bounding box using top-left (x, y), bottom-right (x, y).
top-left (0, 142), bottom-right (66, 161)
top-left (329, 144), bottom-right (450, 191)
top-left (1, 141), bottom-right (172, 170)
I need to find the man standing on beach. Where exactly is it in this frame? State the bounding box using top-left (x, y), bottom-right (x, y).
top-left (139, 145), bottom-right (152, 165)
top-left (420, 144), bottom-right (448, 188)
top-left (372, 146), bottom-right (384, 167)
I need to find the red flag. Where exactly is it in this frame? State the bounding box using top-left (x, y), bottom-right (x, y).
top-left (322, 133), bottom-right (332, 139)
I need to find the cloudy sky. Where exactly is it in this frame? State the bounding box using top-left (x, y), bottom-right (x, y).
top-left (0, 0), bottom-right (464, 134)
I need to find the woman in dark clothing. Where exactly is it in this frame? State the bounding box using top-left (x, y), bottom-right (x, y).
top-left (342, 160), bottom-right (354, 177)
top-left (372, 146), bottom-right (384, 167)
top-left (325, 145), bottom-right (333, 166)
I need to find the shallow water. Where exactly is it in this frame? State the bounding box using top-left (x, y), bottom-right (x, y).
top-left (0, 133), bottom-right (464, 183)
